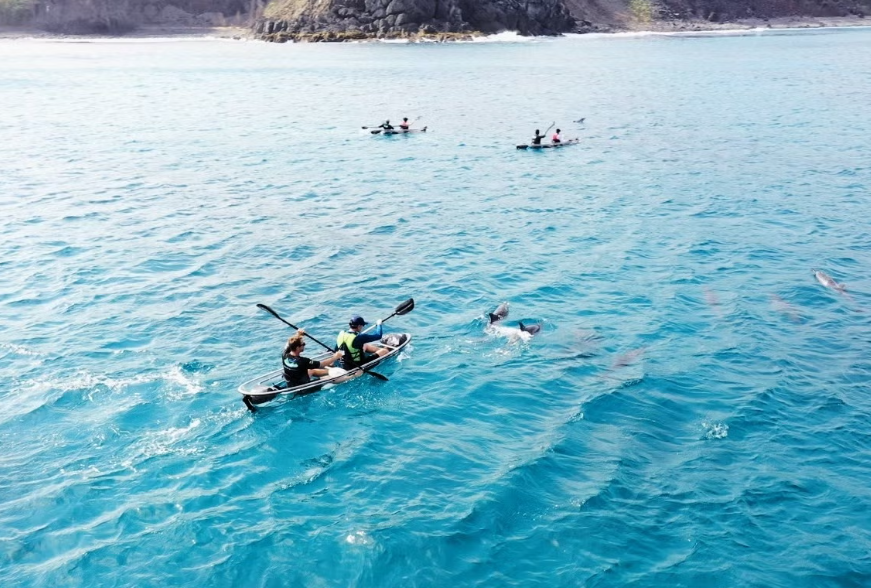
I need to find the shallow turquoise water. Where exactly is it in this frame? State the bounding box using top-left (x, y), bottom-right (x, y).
top-left (1, 28), bottom-right (871, 587)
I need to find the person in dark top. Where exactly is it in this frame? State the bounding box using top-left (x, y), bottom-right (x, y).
top-left (282, 330), bottom-right (343, 387)
top-left (379, 120), bottom-right (394, 131)
top-left (336, 315), bottom-right (389, 369)
top-left (531, 129), bottom-right (546, 145)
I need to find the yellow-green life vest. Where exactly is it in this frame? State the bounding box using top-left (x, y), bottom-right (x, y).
top-left (337, 330), bottom-right (363, 366)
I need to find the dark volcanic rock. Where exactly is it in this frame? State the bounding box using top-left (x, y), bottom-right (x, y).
top-left (257, 0), bottom-right (575, 40)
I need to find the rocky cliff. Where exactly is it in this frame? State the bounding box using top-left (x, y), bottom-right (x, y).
top-left (255, 0), bottom-right (575, 40)
top-left (1, 0), bottom-right (868, 37)
top-left (255, 0), bottom-right (870, 40)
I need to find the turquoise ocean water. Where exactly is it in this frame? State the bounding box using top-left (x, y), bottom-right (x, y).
top-left (1, 28), bottom-right (870, 587)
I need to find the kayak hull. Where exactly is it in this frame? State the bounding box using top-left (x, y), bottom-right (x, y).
top-left (371, 127), bottom-right (428, 135)
top-left (239, 333), bottom-right (412, 403)
top-left (516, 138), bottom-right (579, 150)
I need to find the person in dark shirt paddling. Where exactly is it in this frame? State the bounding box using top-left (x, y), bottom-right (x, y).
top-left (282, 330), bottom-right (343, 387)
top-left (336, 315), bottom-right (389, 369)
top-left (531, 129), bottom-right (546, 145)
top-left (379, 120), bottom-right (394, 131)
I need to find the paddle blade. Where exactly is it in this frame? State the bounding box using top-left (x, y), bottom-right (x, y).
top-left (256, 303), bottom-right (281, 320)
top-left (395, 298), bottom-right (415, 316)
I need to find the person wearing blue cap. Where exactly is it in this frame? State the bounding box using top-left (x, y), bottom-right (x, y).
top-left (336, 314), bottom-right (389, 369)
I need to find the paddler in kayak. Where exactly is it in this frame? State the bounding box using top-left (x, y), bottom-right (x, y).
top-left (379, 120), bottom-right (394, 131)
top-left (282, 330), bottom-right (343, 387)
top-left (399, 117), bottom-right (411, 130)
top-left (551, 128), bottom-right (562, 144)
top-left (337, 315), bottom-right (389, 369)
top-left (531, 129), bottom-right (546, 146)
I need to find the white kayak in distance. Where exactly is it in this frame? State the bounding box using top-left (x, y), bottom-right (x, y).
top-left (239, 333), bottom-right (412, 407)
top-left (371, 126), bottom-right (428, 135)
top-left (516, 138), bottom-right (580, 150)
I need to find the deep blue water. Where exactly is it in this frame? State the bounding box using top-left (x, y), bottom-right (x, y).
top-left (2, 28), bottom-right (871, 587)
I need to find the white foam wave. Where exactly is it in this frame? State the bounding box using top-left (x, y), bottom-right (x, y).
top-left (469, 31), bottom-right (535, 43)
top-left (164, 365), bottom-right (204, 399)
top-left (20, 371), bottom-right (158, 398)
top-left (345, 530), bottom-right (374, 546)
top-left (123, 418), bottom-right (204, 469)
top-left (703, 421), bottom-right (729, 439)
top-left (0, 342), bottom-right (43, 357)
top-left (486, 323), bottom-right (534, 343)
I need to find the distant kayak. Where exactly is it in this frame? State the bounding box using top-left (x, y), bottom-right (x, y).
top-left (371, 127), bottom-right (428, 135)
top-left (516, 138), bottom-right (579, 150)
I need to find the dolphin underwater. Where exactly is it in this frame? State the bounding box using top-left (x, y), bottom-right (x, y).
top-left (489, 302), bottom-right (510, 324)
top-left (813, 269), bottom-right (846, 293)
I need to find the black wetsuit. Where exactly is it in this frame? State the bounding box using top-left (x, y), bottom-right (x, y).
top-left (532, 134), bottom-right (545, 145)
top-left (282, 354), bottom-right (321, 387)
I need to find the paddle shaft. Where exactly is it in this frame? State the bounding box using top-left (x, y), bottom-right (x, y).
top-left (256, 304), bottom-right (336, 353)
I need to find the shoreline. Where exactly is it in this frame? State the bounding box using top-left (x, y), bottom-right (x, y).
top-left (0, 16), bottom-right (867, 42)
top-left (0, 25), bottom-right (251, 41)
top-left (617, 15), bottom-right (869, 34)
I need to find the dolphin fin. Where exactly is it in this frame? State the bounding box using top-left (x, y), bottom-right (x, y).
top-left (519, 321), bottom-right (542, 335)
top-left (488, 313), bottom-right (500, 324)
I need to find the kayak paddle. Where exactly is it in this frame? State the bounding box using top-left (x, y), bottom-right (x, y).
top-left (360, 298), bottom-right (415, 335)
top-left (256, 303), bottom-right (387, 381)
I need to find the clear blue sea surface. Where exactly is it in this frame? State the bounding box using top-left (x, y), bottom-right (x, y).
top-left (1, 27), bottom-right (871, 587)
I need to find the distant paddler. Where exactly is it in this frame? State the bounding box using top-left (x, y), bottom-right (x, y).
top-left (551, 128), bottom-right (563, 144)
top-left (379, 120), bottom-right (395, 131)
top-left (399, 117), bottom-right (411, 130)
top-left (531, 122), bottom-right (555, 146)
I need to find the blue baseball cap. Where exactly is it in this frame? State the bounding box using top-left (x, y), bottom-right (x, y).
top-left (349, 315), bottom-right (367, 327)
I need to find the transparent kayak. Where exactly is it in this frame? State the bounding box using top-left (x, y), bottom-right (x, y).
top-left (516, 138), bottom-right (579, 150)
top-left (371, 127), bottom-right (428, 135)
top-left (238, 333), bottom-right (412, 405)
